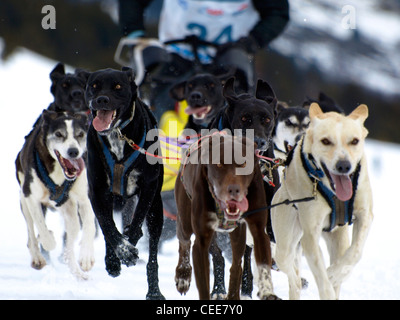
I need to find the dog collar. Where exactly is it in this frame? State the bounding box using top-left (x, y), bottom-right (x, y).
top-left (34, 150), bottom-right (75, 207)
top-left (118, 101), bottom-right (136, 131)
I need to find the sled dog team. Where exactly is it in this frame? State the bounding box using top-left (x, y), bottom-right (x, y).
top-left (15, 64), bottom-right (372, 300)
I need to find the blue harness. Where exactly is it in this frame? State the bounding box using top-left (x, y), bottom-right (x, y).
top-left (217, 116), bottom-right (224, 131)
top-left (34, 150), bottom-right (75, 207)
top-left (98, 123), bottom-right (147, 196)
top-left (300, 143), bottom-right (360, 232)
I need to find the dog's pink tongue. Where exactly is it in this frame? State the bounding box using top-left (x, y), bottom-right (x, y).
top-left (332, 173), bottom-right (353, 201)
top-left (65, 158), bottom-right (85, 176)
top-left (93, 110), bottom-right (114, 132)
top-left (185, 106), bottom-right (209, 116)
top-left (227, 197), bottom-right (249, 213)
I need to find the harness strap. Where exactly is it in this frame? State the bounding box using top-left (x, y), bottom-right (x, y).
top-left (99, 122), bottom-right (146, 196)
top-left (241, 195), bottom-right (317, 219)
top-left (300, 140), bottom-right (360, 232)
top-left (217, 115), bottom-right (224, 131)
top-left (119, 102), bottom-right (136, 130)
top-left (34, 151), bottom-right (75, 207)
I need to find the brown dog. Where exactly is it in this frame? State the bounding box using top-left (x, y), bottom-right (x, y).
top-left (174, 133), bottom-right (278, 300)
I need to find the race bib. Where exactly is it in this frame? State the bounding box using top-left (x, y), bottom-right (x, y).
top-left (159, 0), bottom-right (260, 63)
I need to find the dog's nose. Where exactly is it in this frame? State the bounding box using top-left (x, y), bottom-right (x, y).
top-left (189, 91), bottom-right (202, 101)
top-left (71, 89), bottom-right (83, 98)
top-left (68, 148), bottom-right (80, 159)
top-left (254, 137), bottom-right (268, 151)
top-left (227, 184), bottom-right (241, 198)
top-left (96, 95), bottom-right (110, 105)
top-left (336, 160), bottom-right (351, 174)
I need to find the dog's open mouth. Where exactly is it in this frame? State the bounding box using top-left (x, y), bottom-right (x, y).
top-left (185, 106), bottom-right (212, 120)
top-left (322, 164), bottom-right (353, 202)
top-left (219, 198), bottom-right (249, 221)
top-left (55, 151), bottom-right (85, 180)
top-left (92, 109), bottom-right (117, 132)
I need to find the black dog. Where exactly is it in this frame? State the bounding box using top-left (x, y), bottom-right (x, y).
top-left (210, 77), bottom-right (279, 298)
top-left (304, 91), bottom-right (345, 114)
top-left (211, 77), bottom-right (277, 152)
top-left (169, 73), bottom-right (227, 131)
top-left (160, 73), bottom-right (227, 240)
top-left (48, 63), bottom-right (89, 113)
top-left (85, 67), bottom-right (165, 300)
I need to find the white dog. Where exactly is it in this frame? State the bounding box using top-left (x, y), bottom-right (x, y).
top-left (271, 103), bottom-right (373, 299)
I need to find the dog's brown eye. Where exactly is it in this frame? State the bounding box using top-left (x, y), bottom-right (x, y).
top-left (321, 138), bottom-right (331, 146)
top-left (350, 138), bottom-right (359, 145)
top-left (77, 131), bottom-right (85, 139)
top-left (55, 131), bottom-right (63, 138)
top-left (265, 118), bottom-right (270, 124)
top-left (115, 84), bottom-right (121, 90)
top-left (242, 116), bottom-right (251, 123)
top-left (92, 83), bottom-right (97, 89)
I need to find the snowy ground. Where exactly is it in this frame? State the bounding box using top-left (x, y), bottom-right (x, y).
top-left (1, 49), bottom-right (399, 300)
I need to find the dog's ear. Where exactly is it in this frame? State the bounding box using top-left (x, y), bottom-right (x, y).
top-left (50, 63), bottom-right (65, 81)
top-left (223, 77), bottom-right (237, 103)
top-left (276, 101), bottom-right (289, 110)
top-left (255, 79), bottom-right (276, 105)
top-left (75, 68), bottom-right (90, 82)
top-left (309, 103), bottom-right (324, 119)
top-left (348, 104), bottom-right (368, 123)
top-left (275, 101), bottom-right (288, 119)
top-left (122, 67), bottom-right (137, 91)
top-left (50, 63), bottom-right (66, 95)
top-left (73, 112), bottom-right (90, 131)
top-left (318, 92), bottom-right (336, 106)
top-left (349, 104), bottom-right (369, 138)
top-left (42, 109), bottom-right (59, 123)
top-left (169, 81), bottom-right (187, 101)
top-left (215, 66), bottom-right (237, 85)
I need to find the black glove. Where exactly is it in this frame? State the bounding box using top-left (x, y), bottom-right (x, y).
top-left (217, 35), bottom-right (260, 55)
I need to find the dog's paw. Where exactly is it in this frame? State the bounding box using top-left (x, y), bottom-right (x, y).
top-left (31, 255), bottom-right (47, 270)
top-left (175, 263), bottom-right (192, 295)
top-left (115, 237), bottom-right (139, 267)
top-left (211, 292), bottom-right (227, 300)
top-left (146, 289), bottom-right (166, 300)
top-left (38, 230), bottom-right (56, 251)
top-left (258, 293), bottom-right (282, 300)
top-left (79, 254), bottom-right (95, 272)
top-left (175, 277), bottom-right (191, 295)
top-left (105, 254), bottom-right (121, 277)
top-left (71, 266), bottom-right (90, 281)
